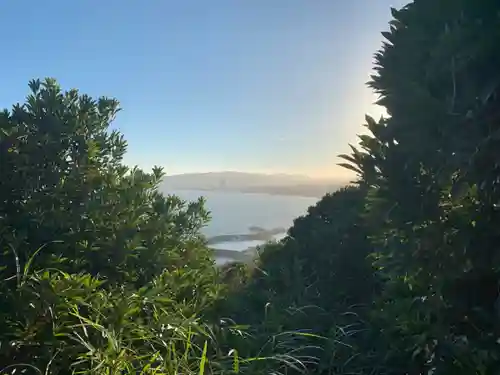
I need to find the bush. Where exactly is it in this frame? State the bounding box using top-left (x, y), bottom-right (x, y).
top-left (221, 0), bottom-right (500, 374)
top-left (218, 187), bottom-right (379, 374)
top-left (0, 79), bottom-right (223, 374)
top-left (345, 0), bottom-right (500, 372)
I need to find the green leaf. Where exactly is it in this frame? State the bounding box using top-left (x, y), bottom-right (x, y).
top-left (337, 162), bottom-right (362, 174)
top-left (199, 340), bottom-right (208, 375)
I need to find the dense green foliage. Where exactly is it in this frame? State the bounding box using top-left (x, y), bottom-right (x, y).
top-left (2, 0), bottom-right (500, 374)
top-left (0, 79), bottom-right (232, 374)
top-left (219, 0), bottom-right (500, 374)
top-left (217, 186), bottom-right (380, 374)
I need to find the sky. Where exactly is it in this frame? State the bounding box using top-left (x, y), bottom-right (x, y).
top-left (0, 0), bottom-right (407, 179)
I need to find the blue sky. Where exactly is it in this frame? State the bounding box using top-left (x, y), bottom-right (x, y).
top-left (0, 0), bottom-right (406, 178)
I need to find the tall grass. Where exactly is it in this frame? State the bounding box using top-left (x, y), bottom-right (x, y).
top-left (0, 250), bottom-right (322, 375)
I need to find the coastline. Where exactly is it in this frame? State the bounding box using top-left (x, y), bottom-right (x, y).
top-left (206, 227), bottom-right (286, 245)
top-left (208, 226), bottom-right (287, 265)
top-left (170, 186), bottom-right (333, 199)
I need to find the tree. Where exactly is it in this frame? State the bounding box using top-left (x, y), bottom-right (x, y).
top-left (341, 0), bottom-right (500, 372)
top-left (222, 0), bottom-right (500, 374)
top-left (0, 79), bottom-right (221, 373)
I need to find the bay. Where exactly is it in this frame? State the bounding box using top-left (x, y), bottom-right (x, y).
top-left (171, 189), bottom-right (318, 263)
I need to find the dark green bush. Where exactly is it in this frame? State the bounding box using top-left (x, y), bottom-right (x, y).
top-left (0, 79), bottom-right (224, 374)
top-left (222, 1), bottom-right (500, 374)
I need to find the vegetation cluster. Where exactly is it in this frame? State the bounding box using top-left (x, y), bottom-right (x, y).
top-left (2, 0), bottom-right (500, 374)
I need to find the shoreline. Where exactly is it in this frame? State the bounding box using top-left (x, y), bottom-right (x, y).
top-left (208, 226), bottom-right (287, 265)
top-left (171, 187), bottom-right (328, 199)
top-left (206, 227), bottom-right (286, 245)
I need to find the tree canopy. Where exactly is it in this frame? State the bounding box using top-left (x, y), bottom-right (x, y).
top-left (0, 79), bottom-right (221, 373)
top-left (221, 0), bottom-right (500, 374)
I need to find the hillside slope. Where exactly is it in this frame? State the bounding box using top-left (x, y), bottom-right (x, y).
top-left (161, 171), bottom-right (345, 197)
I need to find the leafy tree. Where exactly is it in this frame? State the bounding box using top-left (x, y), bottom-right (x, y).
top-left (0, 79), bottom-right (222, 374)
top-left (0, 78), bottom-right (212, 285)
top-left (340, 0), bottom-right (500, 372)
top-left (222, 1), bottom-right (500, 374)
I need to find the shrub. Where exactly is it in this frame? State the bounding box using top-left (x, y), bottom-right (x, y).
top-left (0, 79), bottom-right (221, 374)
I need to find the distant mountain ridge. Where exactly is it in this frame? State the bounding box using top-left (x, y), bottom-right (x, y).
top-left (160, 171), bottom-right (346, 198)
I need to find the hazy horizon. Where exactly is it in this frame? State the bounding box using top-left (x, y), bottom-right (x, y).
top-left (0, 0), bottom-right (406, 178)
top-left (163, 170), bottom-right (348, 181)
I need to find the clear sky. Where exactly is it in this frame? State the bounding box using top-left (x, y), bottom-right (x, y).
top-left (0, 0), bottom-right (406, 178)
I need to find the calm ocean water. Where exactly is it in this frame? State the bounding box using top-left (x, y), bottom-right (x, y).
top-left (172, 189), bottom-right (318, 253)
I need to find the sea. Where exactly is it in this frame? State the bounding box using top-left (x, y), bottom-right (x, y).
top-left (172, 189), bottom-right (318, 264)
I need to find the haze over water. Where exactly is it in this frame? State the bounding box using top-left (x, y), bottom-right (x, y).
top-left (173, 189), bottom-right (318, 245)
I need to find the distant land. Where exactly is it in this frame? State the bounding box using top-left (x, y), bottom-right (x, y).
top-left (160, 171), bottom-right (346, 198)
top-left (206, 226), bottom-right (286, 245)
top-left (208, 226), bottom-right (286, 265)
